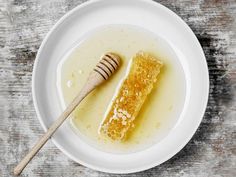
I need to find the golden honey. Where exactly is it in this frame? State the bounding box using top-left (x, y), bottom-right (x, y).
top-left (57, 25), bottom-right (186, 153)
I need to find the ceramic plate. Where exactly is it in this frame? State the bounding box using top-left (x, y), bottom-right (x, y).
top-left (32, 0), bottom-right (209, 173)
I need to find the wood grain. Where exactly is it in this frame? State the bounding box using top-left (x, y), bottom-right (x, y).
top-left (0, 0), bottom-right (235, 177)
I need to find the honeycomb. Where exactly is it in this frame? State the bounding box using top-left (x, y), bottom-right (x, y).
top-left (99, 51), bottom-right (163, 141)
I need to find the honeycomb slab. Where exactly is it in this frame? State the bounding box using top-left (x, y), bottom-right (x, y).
top-left (99, 51), bottom-right (163, 141)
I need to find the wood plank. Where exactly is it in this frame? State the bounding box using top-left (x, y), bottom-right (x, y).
top-left (0, 0), bottom-right (235, 176)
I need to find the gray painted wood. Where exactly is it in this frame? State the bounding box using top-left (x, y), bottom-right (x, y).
top-left (0, 0), bottom-right (235, 176)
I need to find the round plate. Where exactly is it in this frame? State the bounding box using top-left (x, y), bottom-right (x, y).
top-left (32, 0), bottom-right (209, 174)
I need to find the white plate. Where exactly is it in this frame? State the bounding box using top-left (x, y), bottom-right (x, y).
top-left (32, 0), bottom-right (209, 174)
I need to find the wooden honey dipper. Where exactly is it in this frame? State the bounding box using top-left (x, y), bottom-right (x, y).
top-left (14, 53), bottom-right (121, 176)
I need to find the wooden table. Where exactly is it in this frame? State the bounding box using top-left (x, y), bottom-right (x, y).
top-left (0, 0), bottom-right (235, 176)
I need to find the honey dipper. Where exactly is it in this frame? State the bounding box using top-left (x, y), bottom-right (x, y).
top-left (14, 53), bottom-right (121, 176)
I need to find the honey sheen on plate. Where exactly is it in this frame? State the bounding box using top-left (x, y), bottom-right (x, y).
top-left (57, 25), bottom-right (186, 153)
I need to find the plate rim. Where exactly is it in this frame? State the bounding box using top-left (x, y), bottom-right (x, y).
top-left (32, 0), bottom-right (209, 174)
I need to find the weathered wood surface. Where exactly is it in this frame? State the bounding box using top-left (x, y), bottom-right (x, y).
top-left (0, 0), bottom-right (235, 176)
